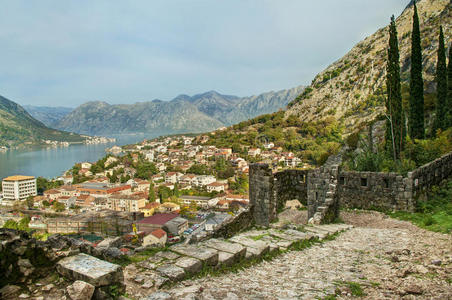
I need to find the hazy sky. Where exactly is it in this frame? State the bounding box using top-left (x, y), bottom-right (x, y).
top-left (0, 1), bottom-right (407, 107)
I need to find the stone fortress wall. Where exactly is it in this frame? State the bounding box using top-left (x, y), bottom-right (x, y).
top-left (249, 151), bottom-right (452, 225)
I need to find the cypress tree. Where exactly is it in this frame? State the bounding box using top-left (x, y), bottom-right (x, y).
top-left (447, 46), bottom-right (452, 127)
top-left (409, 1), bottom-right (425, 139)
top-left (433, 26), bottom-right (447, 133)
top-left (148, 182), bottom-right (156, 202)
top-left (385, 15), bottom-right (404, 159)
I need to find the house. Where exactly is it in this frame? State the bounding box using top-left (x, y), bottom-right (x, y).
top-left (159, 202), bottom-right (180, 213)
top-left (164, 217), bottom-right (189, 236)
top-left (179, 195), bottom-right (212, 209)
top-left (165, 172), bottom-right (183, 184)
top-left (225, 194), bottom-right (249, 203)
top-left (216, 200), bottom-right (232, 210)
top-left (194, 175), bottom-right (216, 187)
top-left (264, 142), bottom-right (275, 149)
top-left (248, 148), bottom-right (261, 157)
top-left (140, 202), bottom-right (161, 217)
top-left (206, 182), bottom-right (227, 193)
top-left (79, 168), bottom-right (93, 177)
top-left (81, 162), bottom-right (92, 169)
top-left (143, 228), bottom-right (167, 246)
top-left (145, 152), bottom-right (154, 162)
top-left (180, 174), bottom-right (196, 186)
top-left (75, 195), bottom-right (95, 208)
top-left (108, 194), bottom-right (146, 212)
top-left (136, 213), bottom-right (179, 233)
top-left (44, 189), bottom-right (61, 201)
top-left (105, 156), bottom-right (118, 167)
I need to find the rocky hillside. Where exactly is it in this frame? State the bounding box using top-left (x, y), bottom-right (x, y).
top-left (24, 106), bottom-right (73, 128)
top-left (54, 86), bottom-right (304, 135)
top-left (0, 95), bottom-right (86, 147)
top-left (287, 0), bottom-right (451, 133)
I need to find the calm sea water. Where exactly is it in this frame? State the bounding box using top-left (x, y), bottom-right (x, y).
top-left (0, 133), bottom-right (157, 180)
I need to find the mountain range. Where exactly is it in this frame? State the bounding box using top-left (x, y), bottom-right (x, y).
top-left (0, 96), bottom-right (86, 147)
top-left (26, 86), bottom-right (304, 136)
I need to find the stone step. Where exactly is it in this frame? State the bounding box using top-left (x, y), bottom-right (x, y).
top-left (56, 253), bottom-right (123, 287)
top-left (311, 225), bottom-right (340, 234)
top-left (229, 236), bottom-right (270, 258)
top-left (268, 229), bottom-right (302, 242)
top-left (174, 257), bottom-right (202, 275)
top-left (303, 227), bottom-right (328, 239)
top-left (202, 238), bottom-right (246, 261)
top-left (156, 264), bottom-right (185, 281)
top-left (170, 245), bottom-right (218, 266)
top-left (218, 251), bottom-right (235, 267)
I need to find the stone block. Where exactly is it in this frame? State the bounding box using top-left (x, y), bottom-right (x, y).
top-left (229, 236), bottom-right (269, 257)
top-left (170, 245), bottom-right (218, 266)
top-left (218, 251), bottom-right (235, 267)
top-left (155, 251), bottom-right (180, 260)
top-left (203, 238), bottom-right (246, 260)
top-left (56, 253), bottom-right (123, 287)
top-left (156, 264), bottom-right (185, 281)
top-left (175, 257), bottom-right (202, 274)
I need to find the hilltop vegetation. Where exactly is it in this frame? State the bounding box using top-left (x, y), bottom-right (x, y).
top-left (205, 111), bottom-right (343, 167)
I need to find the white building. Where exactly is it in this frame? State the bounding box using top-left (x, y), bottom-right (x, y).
top-left (2, 175), bottom-right (37, 201)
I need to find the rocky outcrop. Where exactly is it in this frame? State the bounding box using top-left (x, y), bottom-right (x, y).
top-left (0, 229), bottom-right (57, 288)
top-left (287, 0), bottom-right (451, 134)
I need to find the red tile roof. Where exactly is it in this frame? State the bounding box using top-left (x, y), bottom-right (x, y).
top-left (137, 213), bottom-right (179, 225)
top-left (151, 228), bottom-right (167, 239)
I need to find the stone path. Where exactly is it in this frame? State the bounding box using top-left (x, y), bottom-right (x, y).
top-left (140, 211), bottom-right (452, 300)
top-left (124, 223), bottom-right (352, 299)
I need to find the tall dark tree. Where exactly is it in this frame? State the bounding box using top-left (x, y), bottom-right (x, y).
top-left (409, 1), bottom-right (425, 139)
top-left (385, 15), bottom-right (405, 159)
top-left (447, 45), bottom-right (452, 127)
top-left (433, 26), bottom-right (447, 133)
top-left (148, 182), bottom-right (156, 202)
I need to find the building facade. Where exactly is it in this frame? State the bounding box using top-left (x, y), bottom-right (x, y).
top-left (2, 175), bottom-right (37, 201)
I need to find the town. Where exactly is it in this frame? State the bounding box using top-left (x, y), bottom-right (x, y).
top-left (0, 133), bottom-right (305, 249)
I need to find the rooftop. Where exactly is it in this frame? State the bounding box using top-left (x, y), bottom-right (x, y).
top-left (3, 175), bottom-right (35, 181)
top-left (137, 213), bottom-right (179, 225)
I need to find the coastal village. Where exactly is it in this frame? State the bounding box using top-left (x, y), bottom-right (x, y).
top-left (0, 133), bottom-right (305, 249)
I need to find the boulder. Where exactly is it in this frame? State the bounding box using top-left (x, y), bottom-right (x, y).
top-left (66, 280), bottom-right (95, 300)
top-left (96, 237), bottom-right (123, 249)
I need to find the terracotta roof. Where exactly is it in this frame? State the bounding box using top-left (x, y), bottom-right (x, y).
top-left (137, 213), bottom-right (179, 225)
top-left (151, 228), bottom-right (167, 239)
top-left (142, 202), bottom-right (160, 210)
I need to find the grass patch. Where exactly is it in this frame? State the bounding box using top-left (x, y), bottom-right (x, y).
top-left (347, 281), bottom-right (365, 296)
top-left (387, 179), bottom-right (452, 234)
top-left (249, 234), bottom-right (267, 241)
top-left (112, 246), bottom-right (168, 266)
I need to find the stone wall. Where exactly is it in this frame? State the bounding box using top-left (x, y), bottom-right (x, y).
top-left (249, 151), bottom-right (452, 226)
top-left (337, 172), bottom-right (412, 211)
top-left (249, 164), bottom-right (276, 227)
top-left (307, 156), bottom-right (340, 224)
top-left (409, 151), bottom-right (452, 197)
top-left (274, 170), bottom-right (308, 211)
top-left (338, 151), bottom-right (452, 212)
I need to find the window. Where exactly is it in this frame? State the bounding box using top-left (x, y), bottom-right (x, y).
top-left (360, 178), bottom-right (368, 187)
top-left (339, 177), bottom-right (345, 185)
top-left (383, 178), bottom-right (390, 189)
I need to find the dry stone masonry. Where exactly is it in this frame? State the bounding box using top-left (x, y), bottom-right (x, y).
top-left (250, 151), bottom-right (452, 225)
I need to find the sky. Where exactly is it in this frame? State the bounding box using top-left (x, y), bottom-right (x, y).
top-left (0, 1), bottom-right (408, 107)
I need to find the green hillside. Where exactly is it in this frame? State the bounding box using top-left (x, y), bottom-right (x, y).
top-left (0, 95), bottom-right (87, 147)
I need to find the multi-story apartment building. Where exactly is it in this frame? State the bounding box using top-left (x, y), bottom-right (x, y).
top-left (108, 194), bottom-right (146, 212)
top-left (1, 175), bottom-right (37, 201)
